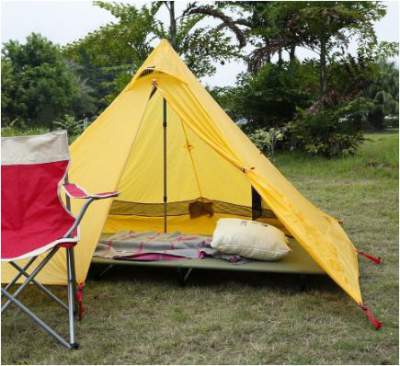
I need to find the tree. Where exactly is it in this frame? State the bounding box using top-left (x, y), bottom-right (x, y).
top-left (366, 60), bottom-right (399, 130)
top-left (230, 1), bottom-right (386, 100)
top-left (64, 1), bottom-right (246, 106)
top-left (297, 1), bottom-right (386, 99)
top-left (233, 2), bottom-right (313, 72)
top-left (1, 33), bottom-right (93, 127)
top-left (212, 60), bottom-right (319, 130)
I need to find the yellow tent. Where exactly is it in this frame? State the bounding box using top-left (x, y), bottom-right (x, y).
top-left (3, 39), bottom-right (365, 310)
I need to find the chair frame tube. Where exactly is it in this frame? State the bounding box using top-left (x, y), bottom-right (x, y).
top-left (1, 197), bottom-right (99, 349)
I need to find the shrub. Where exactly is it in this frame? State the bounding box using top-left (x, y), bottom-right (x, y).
top-left (249, 127), bottom-right (287, 157)
top-left (53, 114), bottom-right (86, 136)
top-left (288, 98), bottom-right (370, 157)
top-left (216, 61), bottom-right (318, 130)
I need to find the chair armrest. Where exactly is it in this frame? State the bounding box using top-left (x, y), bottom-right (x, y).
top-left (63, 183), bottom-right (119, 200)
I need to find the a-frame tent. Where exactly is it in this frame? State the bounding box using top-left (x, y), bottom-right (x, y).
top-left (3, 39), bottom-right (367, 313)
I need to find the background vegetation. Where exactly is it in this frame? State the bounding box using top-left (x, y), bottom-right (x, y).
top-left (1, 1), bottom-right (398, 157)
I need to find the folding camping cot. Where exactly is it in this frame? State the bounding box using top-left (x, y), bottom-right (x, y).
top-left (91, 237), bottom-right (323, 285)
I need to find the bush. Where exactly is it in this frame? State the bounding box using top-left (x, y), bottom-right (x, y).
top-left (249, 127), bottom-right (287, 157)
top-left (288, 98), bottom-right (369, 157)
top-left (1, 125), bottom-right (49, 137)
top-left (53, 114), bottom-right (86, 136)
top-left (214, 61), bottom-right (318, 130)
top-left (1, 33), bottom-right (95, 128)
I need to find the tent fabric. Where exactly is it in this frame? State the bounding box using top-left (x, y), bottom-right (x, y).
top-left (1, 40), bottom-right (362, 307)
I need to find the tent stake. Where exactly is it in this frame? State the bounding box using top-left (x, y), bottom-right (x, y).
top-left (163, 98), bottom-right (168, 233)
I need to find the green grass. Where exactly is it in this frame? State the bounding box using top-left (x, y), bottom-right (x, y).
top-left (1, 126), bottom-right (49, 137)
top-left (2, 133), bottom-right (398, 364)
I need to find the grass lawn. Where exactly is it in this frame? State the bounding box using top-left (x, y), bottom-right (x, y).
top-left (2, 132), bottom-right (398, 364)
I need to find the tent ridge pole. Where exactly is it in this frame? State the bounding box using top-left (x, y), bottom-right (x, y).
top-left (163, 97), bottom-right (167, 233)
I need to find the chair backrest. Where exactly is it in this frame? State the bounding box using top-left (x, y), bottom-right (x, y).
top-left (1, 131), bottom-right (72, 259)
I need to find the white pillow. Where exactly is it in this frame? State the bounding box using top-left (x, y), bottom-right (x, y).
top-left (210, 218), bottom-right (291, 261)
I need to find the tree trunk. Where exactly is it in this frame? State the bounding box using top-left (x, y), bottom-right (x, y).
top-left (167, 1), bottom-right (177, 48)
top-left (278, 48), bottom-right (283, 67)
top-left (265, 38), bottom-right (271, 64)
top-left (164, 1), bottom-right (176, 49)
top-left (289, 46), bottom-right (296, 63)
top-left (319, 38), bottom-right (327, 98)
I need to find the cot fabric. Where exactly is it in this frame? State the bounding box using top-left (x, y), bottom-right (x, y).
top-left (2, 40), bottom-right (363, 308)
top-left (94, 231), bottom-right (213, 260)
top-left (94, 231), bottom-right (247, 263)
top-left (1, 131), bottom-right (77, 261)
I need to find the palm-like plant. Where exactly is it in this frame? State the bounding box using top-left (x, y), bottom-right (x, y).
top-left (366, 60), bottom-right (399, 130)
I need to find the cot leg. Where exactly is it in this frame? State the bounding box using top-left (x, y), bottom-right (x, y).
top-left (299, 274), bottom-right (308, 292)
top-left (176, 268), bottom-right (193, 287)
top-left (95, 264), bottom-right (114, 280)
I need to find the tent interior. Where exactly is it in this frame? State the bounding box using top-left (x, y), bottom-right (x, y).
top-left (93, 86), bottom-right (323, 275)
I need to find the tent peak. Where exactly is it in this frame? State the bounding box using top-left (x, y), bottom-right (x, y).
top-left (125, 39), bottom-right (192, 91)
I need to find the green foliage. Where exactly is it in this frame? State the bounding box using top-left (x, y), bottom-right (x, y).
top-left (1, 125), bottom-right (49, 137)
top-left (213, 61), bottom-right (318, 130)
top-left (365, 60), bottom-right (399, 130)
top-left (248, 127), bottom-right (287, 157)
top-left (53, 114), bottom-right (86, 136)
top-left (236, 2), bottom-right (315, 69)
top-left (1, 33), bottom-right (93, 128)
top-left (63, 3), bottom-right (157, 109)
top-left (288, 98), bottom-right (371, 157)
top-left (64, 1), bottom-right (241, 105)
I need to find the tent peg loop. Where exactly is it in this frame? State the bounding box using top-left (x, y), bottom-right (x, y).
top-left (358, 303), bottom-right (382, 330)
top-left (241, 166), bottom-right (255, 174)
top-left (356, 250), bottom-right (382, 265)
top-left (76, 283), bottom-right (85, 321)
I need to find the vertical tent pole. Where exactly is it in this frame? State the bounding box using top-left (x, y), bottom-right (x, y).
top-left (163, 97), bottom-right (168, 233)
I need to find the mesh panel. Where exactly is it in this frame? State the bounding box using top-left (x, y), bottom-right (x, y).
top-left (110, 198), bottom-right (276, 219)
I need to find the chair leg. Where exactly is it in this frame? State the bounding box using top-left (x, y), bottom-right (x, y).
top-left (2, 247), bottom-right (58, 313)
top-left (1, 288), bottom-right (72, 349)
top-left (66, 248), bottom-right (79, 349)
top-left (9, 261), bottom-right (69, 311)
top-left (3, 257), bottom-right (37, 291)
top-left (2, 247), bottom-right (80, 349)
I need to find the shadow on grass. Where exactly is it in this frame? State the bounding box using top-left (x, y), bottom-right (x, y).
top-left (88, 263), bottom-right (338, 295)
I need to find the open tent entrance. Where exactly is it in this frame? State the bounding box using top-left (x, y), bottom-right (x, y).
top-left (103, 83), bottom-right (284, 237)
top-left (94, 80), bottom-right (322, 276)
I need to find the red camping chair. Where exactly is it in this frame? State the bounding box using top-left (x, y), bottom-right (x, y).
top-left (1, 130), bottom-right (118, 349)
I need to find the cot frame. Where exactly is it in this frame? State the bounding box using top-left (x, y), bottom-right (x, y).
top-left (91, 236), bottom-right (324, 286)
